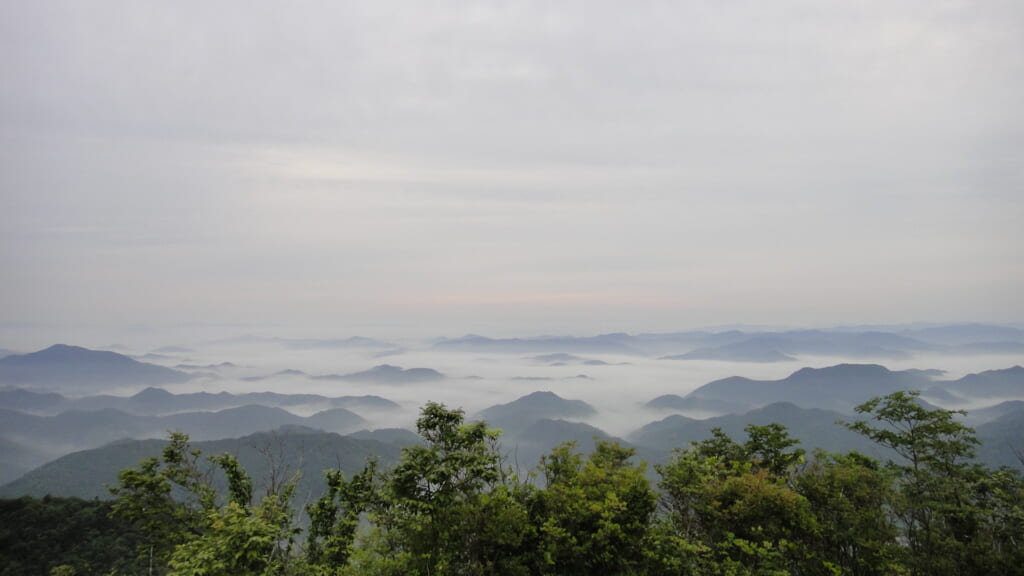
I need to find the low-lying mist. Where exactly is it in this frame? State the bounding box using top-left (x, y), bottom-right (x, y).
top-left (79, 338), bottom-right (1024, 438)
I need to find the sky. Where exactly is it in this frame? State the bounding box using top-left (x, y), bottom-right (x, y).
top-left (1, 1), bottom-right (1022, 342)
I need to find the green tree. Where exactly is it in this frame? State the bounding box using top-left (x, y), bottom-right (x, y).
top-left (654, 426), bottom-right (821, 575)
top-left (109, 432), bottom-right (299, 576)
top-left (305, 461), bottom-right (378, 572)
top-left (796, 451), bottom-right (904, 576)
top-left (846, 391), bottom-right (991, 576)
top-left (363, 402), bottom-right (531, 576)
top-left (529, 441), bottom-right (656, 576)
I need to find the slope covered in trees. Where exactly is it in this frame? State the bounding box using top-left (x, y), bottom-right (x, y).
top-left (3, 393), bottom-right (1023, 576)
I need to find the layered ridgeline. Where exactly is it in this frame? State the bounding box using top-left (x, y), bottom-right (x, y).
top-left (0, 344), bottom-right (191, 390)
top-left (433, 324), bottom-right (1024, 358)
top-left (5, 383), bottom-right (1024, 499)
top-left (0, 344), bottom-right (445, 391)
top-left (0, 387), bottom-right (403, 485)
top-left (645, 363), bottom-right (1024, 414)
top-left (1, 341), bottom-right (1022, 499)
top-left (0, 427), bottom-right (407, 501)
top-left (4, 397), bottom-right (1023, 576)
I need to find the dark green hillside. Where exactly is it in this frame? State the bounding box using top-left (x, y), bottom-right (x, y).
top-left (630, 402), bottom-right (882, 459)
top-left (0, 428), bottom-right (403, 501)
top-left (0, 496), bottom-right (146, 576)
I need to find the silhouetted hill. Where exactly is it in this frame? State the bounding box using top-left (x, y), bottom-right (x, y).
top-left (975, 407), bottom-right (1024, 469)
top-left (629, 402), bottom-right (881, 460)
top-left (0, 403), bottom-right (372, 460)
top-left (933, 366), bottom-right (1024, 399)
top-left (498, 418), bottom-right (628, 473)
top-left (963, 400), bottom-right (1024, 426)
top-left (0, 428), bottom-right (404, 501)
top-left (313, 364), bottom-right (444, 384)
top-left (0, 388), bottom-right (68, 413)
top-left (0, 345), bottom-right (191, 390)
top-left (662, 338), bottom-right (797, 363)
top-left (434, 333), bottom-right (640, 355)
top-left (1, 387), bottom-right (401, 416)
top-left (304, 408), bottom-right (367, 433)
top-left (680, 364), bottom-right (936, 413)
top-left (0, 437), bottom-right (52, 486)
top-left (902, 324), bottom-right (1024, 346)
top-left (476, 391), bottom-right (597, 435)
top-left (348, 428), bottom-right (422, 446)
top-left (644, 394), bottom-right (749, 415)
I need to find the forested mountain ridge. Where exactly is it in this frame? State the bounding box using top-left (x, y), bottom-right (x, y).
top-left (5, 394), bottom-right (1021, 576)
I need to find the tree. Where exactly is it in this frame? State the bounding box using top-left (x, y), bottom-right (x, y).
top-left (363, 402), bottom-right (531, 576)
top-left (846, 391), bottom-right (989, 576)
top-left (796, 451), bottom-right (903, 576)
top-left (305, 461), bottom-right (378, 571)
top-left (530, 440), bottom-right (656, 576)
top-left (654, 426), bottom-right (821, 575)
top-left (109, 432), bottom-right (299, 576)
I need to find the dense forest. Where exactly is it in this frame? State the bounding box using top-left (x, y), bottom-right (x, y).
top-left (3, 391), bottom-right (1023, 576)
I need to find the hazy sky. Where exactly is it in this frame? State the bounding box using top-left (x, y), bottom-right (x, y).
top-left (2, 1), bottom-right (1022, 340)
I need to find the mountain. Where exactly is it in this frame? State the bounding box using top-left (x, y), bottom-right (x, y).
top-left (963, 400), bottom-right (1024, 426)
top-left (629, 402), bottom-right (881, 460)
top-left (933, 366), bottom-right (1024, 399)
top-left (0, 344), bottom-right (191, 390)
top-left (0, 403), bottom-right (372, 461)
top-left (348, 428), bottom-right (422, 446)
top-left (0, 388), bottom-right (69, 413)
top-left (0, 428), bottom-right (404, 501)
top-left (499, 419), bottom-right (631, 474)
top-left (476, 391), bottom-right (597, 434)
top-left (434, 333), bottom-right (640, 355)
top-left (975, 407), bottom-right (1024, 469)
top-left (644, 394), bottom-right (749, 415)
top-left (1, 387), bottom-right (402, 417)
top-left (314, 364), bottom-right (444, 384)
top-left (661, 338), bottom-right (797, 363)
top-left (279, 336), bottom-right (396, 349)
top-left (902, 324), bottom-right (1024, 346)
top-left (0, 436), bottom-right (55, 486)
top-left (678, 363), bottom-right (937, 413)
top-left (429, 325), bottom-right (1024, 358)
top-left (304, 408), bottom-right (367, 433)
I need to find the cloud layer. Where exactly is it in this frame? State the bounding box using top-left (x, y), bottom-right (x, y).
top-left (2, 1), bottom-right (1022, 338)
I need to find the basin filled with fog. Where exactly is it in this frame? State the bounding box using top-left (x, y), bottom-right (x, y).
top-left (3, 323), bottom-right (1023, 497)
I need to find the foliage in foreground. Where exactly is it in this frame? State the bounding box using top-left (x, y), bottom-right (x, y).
top-left (5, 391), bottom-right (1024, 576)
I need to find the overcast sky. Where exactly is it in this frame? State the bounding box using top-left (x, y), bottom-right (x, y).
top-left (1, 1), bottom-right (1022, 340)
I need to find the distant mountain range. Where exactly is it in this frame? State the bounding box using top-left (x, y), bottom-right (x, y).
top-left (433, 324), bottom-right (1024, 359)
top-left (0, 403), bottom-right (367, 454)
top-left (629, 402), bottom-right (882, 460)
top-left (647, 364), bottom-right (1024, 414)
top-left (312, 364), bottom-right (444, 384)
top-left (4, 380), bottom-right (1024, 499)
top-left (0, 344), bottom-right (191, 390)
top-left (0, 427), bottom-right (406, 501)
top-left (0, 387), bottom-right (400, 416)
top-left (209, 335), bottom-right (397, 349)
top-left (8, 394), bottom-right (1022, 501)
top-left (435, 333), bottom-right (642, 355)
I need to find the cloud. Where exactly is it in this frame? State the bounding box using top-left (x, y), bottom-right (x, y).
top-left (1, 1), bottom-right (1022, 336)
